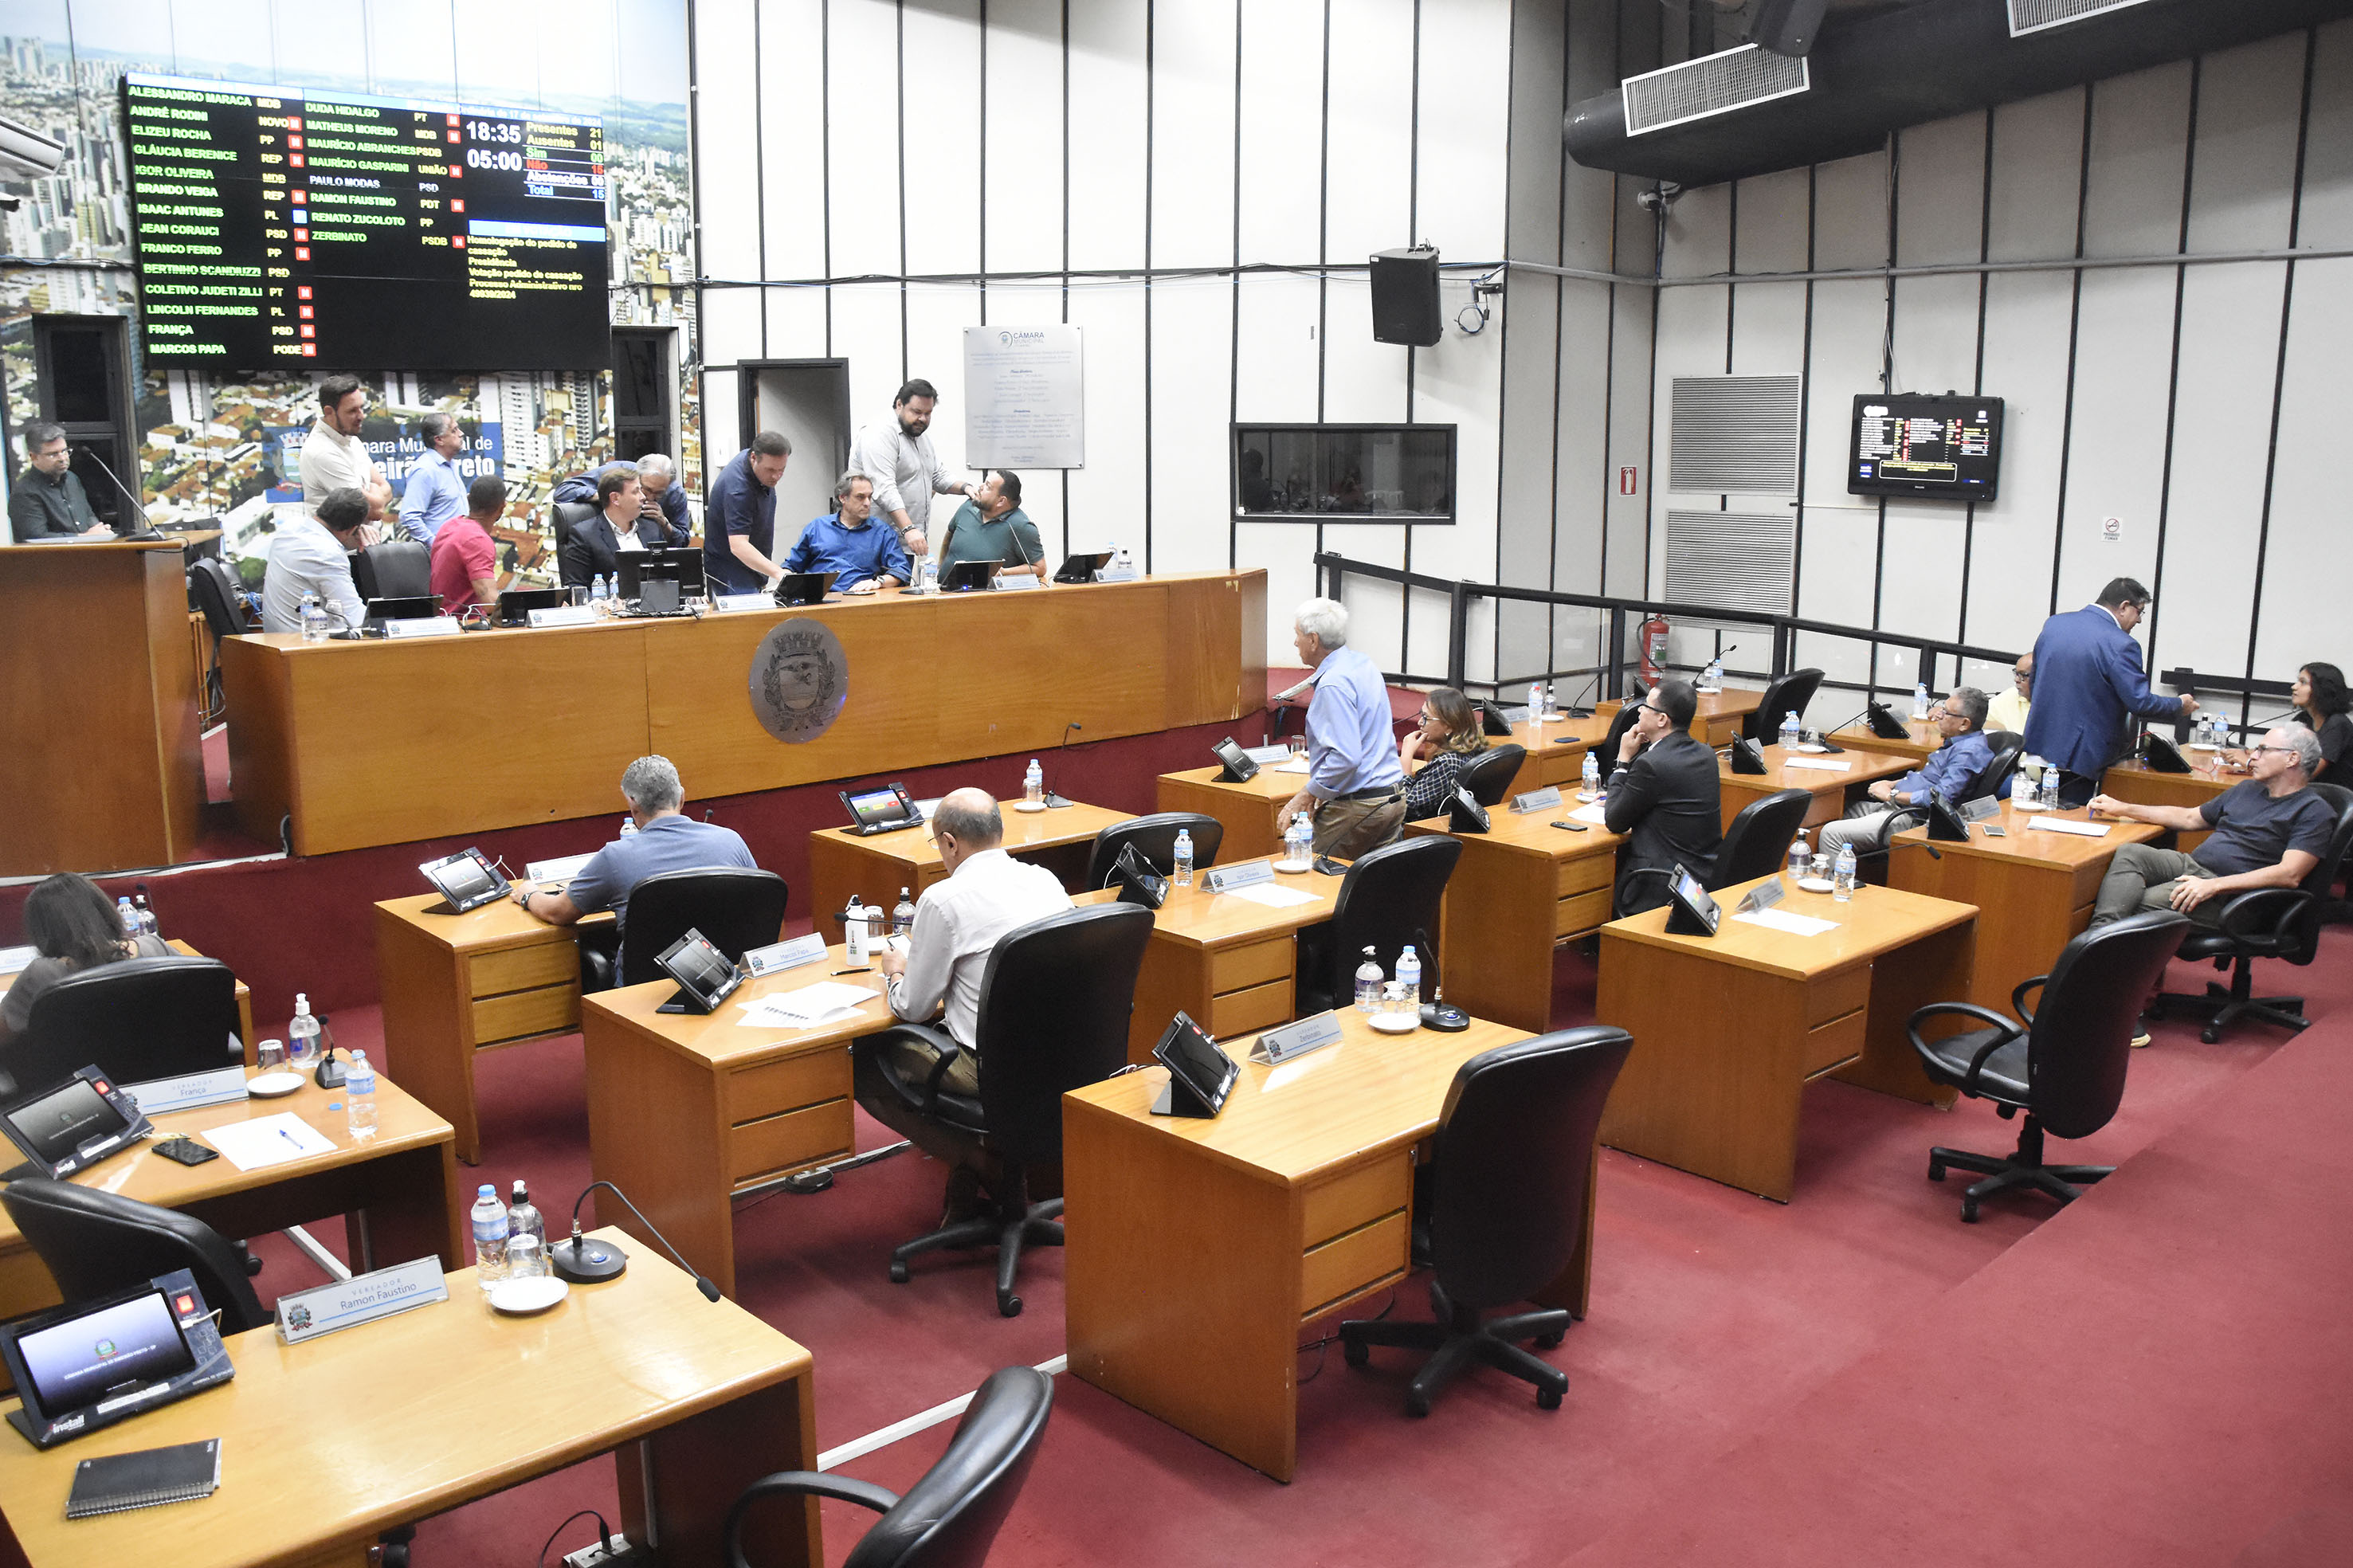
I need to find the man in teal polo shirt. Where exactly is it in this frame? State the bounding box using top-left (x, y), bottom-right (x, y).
top-left (935, 469), bottom-right (1047, 582)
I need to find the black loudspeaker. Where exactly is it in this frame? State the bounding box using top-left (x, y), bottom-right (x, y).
top-left (1749, 0), bottom-right (1829, 57)
top-left (1370, 247), bottom-right (1442, 347)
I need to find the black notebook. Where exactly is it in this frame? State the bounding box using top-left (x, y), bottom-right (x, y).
top-left (65, 1438), bottom-right (221, 1519)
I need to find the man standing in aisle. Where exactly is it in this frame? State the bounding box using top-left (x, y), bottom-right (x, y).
top-left (935, 469), bottom-right (1047, 581)
top-left (782, 472), bottom-right (914, 590)
top-left (1275, 598), bottom-right (1407, 858)
top-left (429, 475), bottom-right (507, 616)
top-left (704, 431), bottom-right (792, 595)
top-left (1987, 652), bottom-right (2032, 735)
top-left (297, 374), bottom-right (393, 540)
top-left (8, 422), bottom-right (110, 542)
top-left (849, 379), bottom-right (973, 559)
top-left (2024, 577), bottom-right (2196, 808)
top-left (398, 411), bottom-right (469, 543)
top-left (1603, 679), bottom-right (1724, 915)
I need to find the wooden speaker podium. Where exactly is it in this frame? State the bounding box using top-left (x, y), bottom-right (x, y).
top-left (0, 538), bottom-right (205, 875)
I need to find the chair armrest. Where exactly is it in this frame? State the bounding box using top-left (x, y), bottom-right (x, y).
top-left (1904, 1001), bottom-right (2023, 1095)
top-left (2217, 886), bottom-right (2312, 947)
top-left (2010, 974), bottom-right (2049, 1027)
top-left (857, 1021), bottom-right (960, 1115)
top-left (727, 1472), bottom-right (900, 1568)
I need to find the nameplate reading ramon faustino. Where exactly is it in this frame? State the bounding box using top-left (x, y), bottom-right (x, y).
top-left (749, 619), bottom-right (849, 744)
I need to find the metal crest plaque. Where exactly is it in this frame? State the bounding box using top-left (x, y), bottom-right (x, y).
top-left (748, 619), bottom-right (849, 744)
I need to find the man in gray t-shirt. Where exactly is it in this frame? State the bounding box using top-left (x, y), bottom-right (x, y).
top-left (511, 756), bottom-right (757, 966)
top-left (2088, 726), bottom-right (2339, 927)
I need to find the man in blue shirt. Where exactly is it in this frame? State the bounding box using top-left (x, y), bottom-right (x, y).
top-left (2024, 577), bottom-right (2198, 807)
top-left (1276, 598), bottom-right (1406, 857)
top-left (511, 755), bottom-right (759, 974)
top-left (397, 413), bottom-right (469, 543)
top-left (1818, 687), bottom-right (2000, 857)
top-left (704, 431), bottom-right (793, 594)
top-left (551, 453), bottom-right (693, 539)
top-left (783, 472), bottom-right (914, 590)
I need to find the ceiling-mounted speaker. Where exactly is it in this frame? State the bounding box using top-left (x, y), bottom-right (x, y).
top-left (1748, 0), bottom-right (1830, 57)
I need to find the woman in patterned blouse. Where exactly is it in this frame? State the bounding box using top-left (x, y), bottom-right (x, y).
top-left (1401, 687), bottom-right (1492, 819)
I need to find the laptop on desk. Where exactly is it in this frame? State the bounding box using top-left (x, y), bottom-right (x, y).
top-left (775, 571), bottom-right (839, 607)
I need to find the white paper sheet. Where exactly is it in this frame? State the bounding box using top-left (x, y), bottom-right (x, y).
top-left (1273, 757), bottom-right (1311, 774)
top-left (1781, 758), bottom-right (1853, 774)
top-left (739, 980), bottom-right (881, 1029)
top-left (200, 1112), bottom-right (336, 1171)
top-left (2027, 817), bottom-right (2111, 837)
top-left (1731, 907), bottom-right (1839, 937)
top-left (0, 945), bottom-right (35, 975)
top-left (1569, 803), bottom-right (1610, 825)
top-left (1223, 882), bottom-right (1319, 908)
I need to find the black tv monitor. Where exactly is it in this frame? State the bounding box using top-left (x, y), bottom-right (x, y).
top-left (1848, 394), bottom-right (2005, 503)
top-left (618, 547), bottom-right (705, 602)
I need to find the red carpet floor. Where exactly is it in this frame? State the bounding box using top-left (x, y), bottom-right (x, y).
top-left (219, 925), bottom-right (2352, 1566)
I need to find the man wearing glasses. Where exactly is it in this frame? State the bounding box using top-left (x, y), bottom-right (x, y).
top-left (2088, 726), bottom-right (2333, 929)
top-left (2023, 577), bottom-right (2197, 808)
top-left (1816, 688), bottom-right (1998, 858)
top-left (1987, 653), bottom-right (2031, 735)
top-left (1603, 678), bottom-right (1723, 915)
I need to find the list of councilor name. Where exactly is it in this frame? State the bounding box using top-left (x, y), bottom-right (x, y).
top-left (121, 73), bottom-right (610, 370)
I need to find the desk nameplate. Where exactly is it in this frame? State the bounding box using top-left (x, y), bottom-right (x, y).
top-left (124, 1061), bottom-right (249, 1115)
top-left (275, 1255), bottom-right (450, 1345)
top-left (1509, 786), bottom-right (1563, 814)
top-left (1249, 1010), bottom-right (1344, 1066)
top-left (1204, 860), bottom-right (1277, 894)
top-left (744, 934), bottom-right (827, 977)
top-left (382, 617), bottom-right (462, 639)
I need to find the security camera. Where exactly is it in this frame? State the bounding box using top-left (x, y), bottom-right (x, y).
top-left (1636, 182), bottom-right (1683, 216)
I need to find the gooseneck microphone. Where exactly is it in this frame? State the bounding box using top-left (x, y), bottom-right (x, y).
top-left (76, 444), bottom-right (163, 539)
top-left (550, 1179), bottom-right (722, 1300)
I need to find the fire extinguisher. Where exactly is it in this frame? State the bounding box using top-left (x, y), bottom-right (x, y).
top-left (1639, 613), bottom-right (1671, 685)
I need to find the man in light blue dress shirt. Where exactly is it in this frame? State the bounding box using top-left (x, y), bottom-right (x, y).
top-left (397, 413), bottom-right (469, 543)
top-left (1276, 598), bottom-right (1407, 857)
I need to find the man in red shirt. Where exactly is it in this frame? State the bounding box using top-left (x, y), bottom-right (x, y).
top-left (430, 474), bottom-right (505, 614)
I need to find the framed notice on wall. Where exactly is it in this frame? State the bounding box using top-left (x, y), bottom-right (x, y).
top-left (963, 325), bottom-right (1085, 468)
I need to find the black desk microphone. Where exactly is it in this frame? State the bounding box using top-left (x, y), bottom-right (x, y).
top-left (77, 444), bottom-right (164, 539)
top-left (551, 1179), bottom-right (722, 1299)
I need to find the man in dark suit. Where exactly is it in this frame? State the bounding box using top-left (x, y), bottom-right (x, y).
top-left (559, 467), bottom-right (688, 590)
top-left (1603, 677), bottom-right (1724, 915)
top-left (2023, 577), bottom-right (2198, 808)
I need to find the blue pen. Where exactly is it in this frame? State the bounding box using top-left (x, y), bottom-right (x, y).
top-left (278, 1127), bottom-right (304, 1153)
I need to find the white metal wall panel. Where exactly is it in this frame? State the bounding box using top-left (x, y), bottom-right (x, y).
top-left (904, 284), bottom-right (981, 472)
top-left (981, 0), bottom-right (1068, 279)
top-left (1323, 0), bottom-right (1415, 268)
top-left (2052, 268), bottom-right (2173, 611)
top-left (1892, 112), bottom-right (1987, 267)
top-left (824, 0), bottom-right (903, 279)
top-left (2080, 61), bottom-right (2190, 258)
top-left (1064, 0), bottom-right (1148, 273)
top-left (1061, 288), bottom-right (1146, 554)
top-left (2253, 257), bottom-right (2353, 683)
top-left (900, 1), bottom-right (982, 280)
top-left (1661, 180), bottom-right (1731, 281)
top-left (1734, 166), bottom-right (1810, 273)
top-left (1147, 284), bottom-right (1237, 574)
top-left (2296, 21), bottom-right (2353, 249)
top-left (1236, 0), bottom-right (1324, 264)
top-left (1148, 0), bottom-right (1238, 275)
top-left (1963, 269), bottom-right (2077, 646)
top-left (1986, 88), bottom-right (2089, 263)
top-left (2184, 33), bottom-right (2305, 256)
top-left (760, 0), bottom-right (829, 280)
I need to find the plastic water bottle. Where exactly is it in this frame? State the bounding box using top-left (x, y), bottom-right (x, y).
top-left (1579, 750), bottom-right (1601, 802)
top-left (1284, 814), bottom-right (1313, 868)
top-left (287, 993), bottom-right (320, 1068)
top-left (1025, 759), bottom-right (1044, 806)
top-left (1912, 682), bottom-right (1931, 721)
top-left (844, 895), bottom-right (869, 962)
top-left (1353, 947), bottom-right (1384, 1013)
top-left (892, 888), bottom-right (916, 938)
top-left (1787, 829), bottom-right (1810, 881)
top-left (1703, 654), bottom-right (1722, 688)
top-left (1113, 546), bottom-right (1135, 579)
top-left (344, 1049), bottom-right (377, 1135)
top-left (1779, 708), bottom-right (1802, 751)
top-left (1172, 829), bottom-right (1194, 887)
top-left (619, 813), bottom-right (637, 839)
top-left (1395, 944), bottom-right (1422, 1005)
top-left (116, 897), bottom-right (139, 939)
top-left (470, 1185), bottom-right (511, 1290)
top-left (299, 590), bottom-right (328, 643)
top-left (133, 892), bottom-right (158, 937)
top-left (1529, 682), bottom-right (1544, 720)
top-left (1833, 841), bottom-right (1858, 903)
top-left (505, 1180), bottom-right (545, 1249)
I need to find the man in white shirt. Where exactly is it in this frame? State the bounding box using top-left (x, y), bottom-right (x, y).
top-left (297, 374), bottom-right (393, 543)
top-left (1987, 652), bottom-right (2032, 735)
top-left (847, 378), bottom-right (973, 558)
top-left (261, 486), bottom-right (370, 633)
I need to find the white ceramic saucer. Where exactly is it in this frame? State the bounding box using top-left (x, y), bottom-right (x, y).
top-left (1797, 877), bottom-right (1836, 894)
top-left (1367, 1013), bottom-right (1418, 1034)
top-left (245, 1071), bottom-right (305, 1098)
top-left (1014, 801), bottom-right (1047, 813)
top-left (487, 1276), bottom-right (569, 1315)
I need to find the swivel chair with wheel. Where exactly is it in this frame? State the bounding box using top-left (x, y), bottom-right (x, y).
top-left (578, 867), bottom-right (790, 994)
top-left (1711, 788), bottom-right (1811, 890)
top-left (1293, 837), bottom-right (1461, 1016)
top-left (1453, 743), bottom-right (1528, 807)
top-left (0, 1180), bottom-right (272, 1334)
top-left (6, 955), bottom-right (245, 1100)
top-left (1742, 667), bottom-right (1825, 744)
top-left (1084, 812), bottom-right (1223, 888)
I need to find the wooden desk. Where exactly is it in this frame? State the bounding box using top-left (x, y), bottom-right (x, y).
top-left (1492, 716), bottom-right (1610, 796)
top-left (1402, 806), bottom-right (1626, 1033)
top-left (375, 891), bottom-right (614, 1166)
top-left (1719, 744), bottom-right (1916, 833)
top-left (2, 536), bottom-right (205, 875)
top-left (1076, 867), bottom-right (1341, 1060)
top-left (0, 1229), bottom-right (819, 1568)
top-left (581, 951), bottom-right (881, 1299)
top-left (1828, 716), bottom-right (1942, 764)
top-left (1597, 686), bottom-right (1763, 747)
top-left (1596, 874), bottom-right (1977, 1201)
top-left (1065, 1009), bottom-right (1586, 1483)
top-left (1888, 801), bottom-right (2159, 1017)
top-left (806, 800), bottom-right (1135, 922)
top-left (225, 570), bottom-right (1266, 857)
top-left (1155, 763), bottom-right (1303, 864)
top-left (0, 1071), bottom-right (459, 1319)
top-left (2100, 755), bottom-right (2237, 853)
top-left (0, 939), bottom-right (253, 1061)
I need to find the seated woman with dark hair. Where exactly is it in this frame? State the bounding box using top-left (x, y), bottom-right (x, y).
top-left (1400, 687), bottom-right (1492, 819)
top-left (2292, 662), bottom-right (2350, 784)
top-left (1, 873), bottom-right (170, 1041)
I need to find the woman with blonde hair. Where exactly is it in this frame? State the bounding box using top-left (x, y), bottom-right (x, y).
top-left (1401, 687), bottom-right (1493, 819)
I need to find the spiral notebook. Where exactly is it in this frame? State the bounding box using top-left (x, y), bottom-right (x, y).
top-left (65, 1439), bottom-right (221, 1519)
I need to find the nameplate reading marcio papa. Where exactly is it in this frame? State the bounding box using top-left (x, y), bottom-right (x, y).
top-left (748, 619), bottom-right (849, 744)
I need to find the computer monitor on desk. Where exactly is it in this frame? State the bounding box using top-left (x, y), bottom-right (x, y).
top-left (364, 595), bottom-right (438, 628)
top-left (618, 547), bottom-right (704, 602)
top-left (496, 587), bottom-right (570, 625)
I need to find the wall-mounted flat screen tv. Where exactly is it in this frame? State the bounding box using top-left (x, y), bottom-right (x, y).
top-left (1847, 394), bottom-right (2004, 503)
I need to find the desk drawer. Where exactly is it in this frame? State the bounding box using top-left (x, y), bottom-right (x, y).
top-left (730, 1099), bottom-right (854, 1186)
top-left (1209, 937), bottom-right (1292, 996)
top-left (1555, 888), bottom-right (1613, 939)
top-left (1300, 1210), bottom-right (1410, 1319)
top-left (469, 984), bottom-right (578, 1048)
top-left (1555, 853), bottom-right (1614, 899)
top-left (726, 1049), bottom-right (853, 1127)
top-left (1806, 965), bottom-right (1872, 1030)
top-left (1210, 978), bottom-right (1293, 1041)
top-left (1300, 1158), bottom-right (1410, 1252)
top-left (469, 939), bottom-right (577, 998)
top-left (1802, 1007), bottom-right (1867, 1079)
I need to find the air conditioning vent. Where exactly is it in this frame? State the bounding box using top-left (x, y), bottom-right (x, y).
top-left (1622, 45), bottom-right (1809, 137)
top-left (2006, 0), bottom-right (2154, 37)
top-left (1669, 374), bottom-right (1802, 496)
top-left (1665, 511), bottom-right (1795, 617)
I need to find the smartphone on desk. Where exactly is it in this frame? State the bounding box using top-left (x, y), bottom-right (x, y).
top-left (1550, 821), bottom-right (1588, 832)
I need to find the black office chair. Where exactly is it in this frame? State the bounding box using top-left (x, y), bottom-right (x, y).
top-left (187, 556), bottom-right (248, 723)
top-left (1084, 811), bottom-right (1223, 889)
top-left (0, 1180), bottom-right (272, 1334)
top-left (1979, 729), bottom-right (2025, 798)
top-left (1454, 743), bottom-right (1527, 807)
top-left (1339, 1028), bottom-right (1632, 1415)
top-left (853, 904), bottom-right (1152, 1316)
top-left (348, 540), bottom-right (430, 602)
top-left (1741, 667), bottom-right (1826, 743)
top-left (550, 500), bottom-right (597, 555)
top-left (1294, 837), bottom-right (1462, 1016)
top-left (1905, 909), bottom-right (2188, 1221)
top-left (1711, 787), bottom-right (1812, 890)
top-left (580, 867), bottom-right (791, 993)
top-left (725, 1366), bottom-right (1052, 1568)
top-left (4, 956), bottom-right (244, 1101)
top-left (2147, 782), bottom-right (2353, 1043)
top-left (1598, 700), bottom-right (1644, 759)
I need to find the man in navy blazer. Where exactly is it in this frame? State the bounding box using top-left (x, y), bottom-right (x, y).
top-left (559, 468), bottom-right (689, 590)
top-left (2023, 577), bottom-right (2198, 807)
